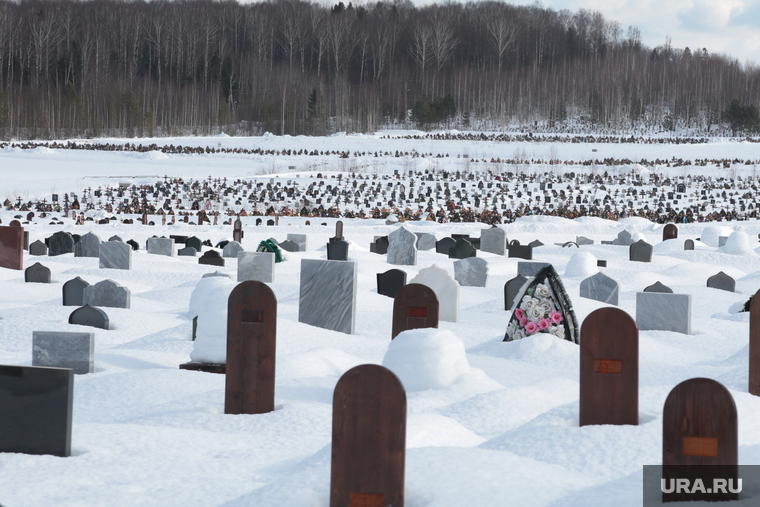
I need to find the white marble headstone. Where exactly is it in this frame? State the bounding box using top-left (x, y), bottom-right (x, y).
top-left (237, 251), bottom-right (275, 283)
top-left (409, 264), bottom-right (460, 323)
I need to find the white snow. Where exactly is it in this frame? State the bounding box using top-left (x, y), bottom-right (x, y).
top-left (564, 252), bottom-right (599, 278)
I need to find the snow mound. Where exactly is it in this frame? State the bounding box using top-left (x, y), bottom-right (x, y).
top-left (720, 231), bottom-right (753, 255)
top-left (701, 225), bottom-right (733, 247)
top-left (188, 276), bottom-right (235, 364)
top-left (382, 328), bottom-right (470, 391)
top-left (564, 252), bottom-right (598, 278)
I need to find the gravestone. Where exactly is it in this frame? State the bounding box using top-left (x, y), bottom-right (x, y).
top-left (83, 279), bottom-right (131, 309)
top-left (579, 308), bottom-right (638, 426)
top-left (178, 246), bottom-right (198, 256)
top-left (170, 235), bottom-right (188, 245)
top-left (330, 220), bottom-right (344, 243)
top-left (62, 277), bottom-right (90, 306)
top-left (480, 226), bottom-right (506, 255)
top-left (596, 260), bottom-right (607, 267)
top-left (68, 305), bottom-right (109, 330)
top-left (636, 292), bottom-right (691, 334)
top-left (504, 274), bottom-right (528, 310)
top-left (186, 236), bottom-right (202, 251)
top-left (377, 269), bottom-right (407, 298)
top-left (684, 239), bottom-right (695, 250)
top-left (662, 378), bottom-right (738, 503)
top-left (25, 262), bottom-right (51, 283)
top-left (126, 239), bottom-right (139, 251)
top-left (48, 231), bottom-right (75, 256)
top-left (29, 240), bottom-right (48, 256)
top-left (517, 261), bottom-right (551, 277)
top-left (576, 236), bottom-right (594, 246)
top-left (108, 235), bottom-right (123, 242)
top-left (528, 239), bottom-right (544, 248)
top-left (706, 271), bottom-right (735, 292)
top-left (147, 237), bottom-right (175, 256)
top-left (391, 283), bottom-right (439, 339)
top-left (0, 225), bottom-right (24, 270)
top-left (286, 233), bottom-right (307, 251)
top-left (238, 252), bottom-right (275, 283)
top-left (32, 331), bottom-right (94, 374)
top-left (0, 365), bottom-right (73, 457)
top-left (330, 365), bottom-right (406, 507)
top-left (409, 265), bottom-right (459, 323)
top-left (222, 241), bottom-right (244, 258)
top-left (749, 289), bottom-right (760, 396)
top-left (508, 244), bottom-right (533, 260)
top-left (387, 227), bottom-right (417, 265)
top-left (629, 240), bottom-right (653, 262)
top-left (233, 218), bottom-right (244, 243)
top-left (99, 240), bottom-right (132, 270)
top-left (202, 271), bottom-right (231, 279)
top-left (662, 224), bottom-right (678, 241)
top-left (580, 272), bottom-right (619, 305)
top-left (74, 232), bottom-right (100, 258)
top-left (612, 230), bottom-right (634, 246)
top-left (435, 237), bottom-right (456, 255)
top-left (414, 232), bottom-right (436, 251)
top-left (448, 238), bottom-right (476, 259)
top-left (225, 281), bottom-right (277, 415)
top-left (643, 281), bottom-right (673, 293)
top-left (327, 240), bottom-right (349, 261)
top-left (299, 259), bottom-right (358, 334)
top-left (453, 257), bottom-right (488, 287)
top-left (199, 250), bottom-right (225, 266)
top-left (370, 236), bottom-right (389, 255)
top-left (278, 240), bottom-right (298, 252)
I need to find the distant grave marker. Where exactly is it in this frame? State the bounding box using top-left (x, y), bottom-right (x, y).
top-left (74, 232), bottom-right (100, 258)
top-left (643, 281), bottom-right (673, 293)
top-left (636, 292), bottom-right (691, 334)
top-left (387, 227), bottom-right (417, 266)
top-left (28, 240), bottom-right (47, 256)
top-left (178, 246), bottom-right (197, 256)
top-left (706, 271), bottom-right (735, 292)
top-left (222, 241), bottom-right (243, 258)
top-left (48, 231), bottom-right (75, 256)
top-left (453, 257), bottom-right (488, 287)
top-left (480, 226), bottom-right (506, 255)
top-left (68, 305), bottom-right (109, 330)
top-left (25, 262), bottom-right (51, 283)
top-left (126, 239), bottom-right (139, 251)
top-left (435, 237), bottom-right (456, 255)
top-left (629, 240), bottom-right (653, 262)
top-left (580, 272), bottom-right (619, 306)
top-left (370, 236), bottom-right (389, 255)
top-left (684, 239), bottom-right (695, 250)
top-left (147, 237), bottom-right (175, 256)
top-left (83, 279), bottom-right (130, 309)
top-left (199, 250), bottom-right (225, 266)
top-left (517, 261), bottom-right (551, 277)
top-left (448, 238), bottom-right (476, 259)
top-left (662, 224), bottom-right (678, 241)
top-left (32, 331), bottom-right (94, 374)
top-left (327, 239), bottom-right (350, 261)
top-left (62, 276), bottom-right (90, 306)
top-left (391, 283), bottom-right (439, 339)
top-left (508, 244), bottom-right (532, 260)
top-left (0, 225), bottom-right (24, 270)
top-left (414, 232), bottom-right (436, 251)
top-left (238, 252), bottom-right (275, 283)
top-left (377, 269), bottom-right (406, 299)
top-left (99, 240), bottom-right (132, 270)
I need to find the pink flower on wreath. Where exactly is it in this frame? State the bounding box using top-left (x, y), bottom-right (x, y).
top-left (518, 316), bottom-right (528, 327)
top-left (525, 321), bottom-right (539, 334)
top-left (550, 311), bottom-right (563, 324)
top-left (514, 308), bottom-right (524, 319)
top-left (538, 318), bottom-right (551, 330)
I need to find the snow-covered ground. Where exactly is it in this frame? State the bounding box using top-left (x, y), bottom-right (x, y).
top-left (1, 132), bottom-right (760, 506)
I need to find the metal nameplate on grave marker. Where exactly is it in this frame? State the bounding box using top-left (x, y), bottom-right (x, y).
top-left (683, 437), bottom-right (719, 457)
top-left (407, 307), bottom-right (427, 318)
top-left (349, 492), bottom-right (384, 507)
top-left (241, 310), bottom-right (263, 323)
top-left (593, 359), bottom-right (622, 374)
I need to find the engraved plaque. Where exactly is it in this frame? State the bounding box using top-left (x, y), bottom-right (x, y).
top-left (406, 307), bottom-right (427, 318)
top-left (682, 436), bottom-right (719, 457)
top-left (593, 359), bottom-right (622, 374)
top-left (349, 492), bottom-right (385, 507)
top-left (241, 310), bottom-right (263, 323)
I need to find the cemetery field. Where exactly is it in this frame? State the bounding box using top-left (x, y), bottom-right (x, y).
top-left (2, 132), bottom-right (760, 506)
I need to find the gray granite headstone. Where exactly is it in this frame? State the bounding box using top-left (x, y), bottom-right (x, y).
top-left (480, 226), bottom-right (506, 255)
top-left (435, 237), bottom-right (456, 255)
top-left (108, 235), bottom-right (123, 242)
top-left (202, 271), bottom-right (231, 279)
top-left (528, 239), bottom-right (544, 248)
top-left (629, 240), bottom-right (653, 262)
top-left (453, 257), bottom-right (488, 287)
top-left (327, 240), bottom-right (349, 261)
top-left (517, 261), bottom-right (551, 277)
top-left (414, 232), bottom-right (437, 251)
top-left (178, 246), bottom-right (198, 256)
top-left (448, 238), bottom-right (476, 259)
top-left (643, 281), bottom-right (672, 293)
top-left (32, 331), bottom-right (94, 374)
top-left (0, 364), bottom-right (73, 457)
top-left (99, 240), bottom-right (132, 270)
top-left (237, 251), bottom-right (275, 283)
top-left (25, 262), bottom-right (51, 283)
top-left (636, 292), bottom-right (691, 334)
top-left (29, 240), bottom-right (47, 256)
top-left (278, 240), bottom-right (299, 252)
top-left (147, 237), bottom-right (175, 256)
top-left (684, 239), bottom-right (695, 250)
top-left (48, 231), bottom-right (75, 256)
top-left (222, 241), bottom-right (244, 258)
top-left (579, 272), bottom-right (619, 305)
top-left (387, 226), bottom-right (417, 266)
top-left (298, 259), bottom-right (357, 334)
top-left (74, 232), bottom-right (101, 258)
top-left (576, 236), bottom-right (594, 246)
top-left (68, 305), bottom-right (109, 330)
top-left (83, 279), bottom-right (130, 309)
top-left (706, 271), bottom-right (735, 292)
top-left (286, 233), bottom-right (307, 252)
top-left (504, 274), bottom-right (528, 310)
top-left (612, 230), bottom-right (634, 246)
top-left (62, 276), bottom-right (90, 306)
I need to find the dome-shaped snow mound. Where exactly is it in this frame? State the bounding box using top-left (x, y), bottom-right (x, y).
top-left (701, 225), bottom-right (733, 247)
top-left (564, 251), bottom-right (598, 278)
top-left (188, 276), bottom-right (235, 364)
top-left (382, 328), bottom-right (470, 391)
top-left (721, 231), bottom-right (753, 255)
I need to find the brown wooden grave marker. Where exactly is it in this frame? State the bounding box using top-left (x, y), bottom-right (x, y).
top-left (750, 288), bottom-right (760, 396)
top-left (391, 283), bottom-right (439, 339)
top-left (330, 364), bottom-right (406, 507)
top-left (579, 307), bottom-right (638, 426)
top-left (663, 223), bottom-right (678, 241)
top-left (0, 225), bottom-right (24, 270)
top-left (224, 280), bottom-right (277, 415)
top-left (662, 378), bottom-right (738, 502)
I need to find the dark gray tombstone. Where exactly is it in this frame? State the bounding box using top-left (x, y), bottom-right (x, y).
top-left (186, 236), bottom-right (203, 252)
top-left (170, 235), bottom-right (188, 245)
top-left (596, 260), bottom-right (607, 267)
top-left (99, 240), bottom-right (132, 270)
top-left (278, 240), bottom-right (299, 253)
top-left (629, 240), bottom-right (653, 262)
top-left (108, 235), bottom-right (123, 242)
top-left (29, 240), bottom-right (48, 256)
top-left (448, 238), bottom-right (476, 259)
top-left (178, 246), bottom-right (198, 256)
top-left (0, 365), bottom-right (74, 457)
top-left (684, 239), bottom-right (695, 250)
top-left (63, 277), bottom-right (90, 306)
top-left (74, 232), bottom-right (101, 258)
top-left (32, 331), bottom-right (94, 374)
top-left (580, 272), bottom-right (619, 306)
top-left (199, 250), bottom-right (225, 266)
top-left (504, 274), bottom-right (528, 310)
top-left (68, 305), bottom-right (109, 330)
top-left (644, 281), bottom-right (673, 293)
top-left (25, 262), bottom-right (51, 283)
top-left (48, 231), bottom-right (75, 256)
top-left (327, 240), bottom-right (349, 261)
top-left (612, 230), bottom-right (634, 246)
top-left (83, 279), bottom-right (130, 309)
top-left (435, 237), bottom-right (456, 255)
top-left (370, 236), bottom-right (389, 255)
top-left (528, 239), bottom-right (544, 248)
top-left (377, 269), bottom-right (407, 298)
top-left (508, 244), bottom-right (533, 260)
top-left (126, 239), bottom-right (139, 251)
top-left (706, 271), bottom-right (735, 292)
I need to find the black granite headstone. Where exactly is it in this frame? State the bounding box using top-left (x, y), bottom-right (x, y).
top-left (108, 235), bottom-right (123, 242)
top-left (504, 274), bottom-right (529, 310)
top-left (63, 277), bottom-right (90, 306)
top-left (47, 231), bottom-right (75, 256)
top-left (126, 239), bottom-right (139, 251)
top-left (377, 269), bottom-right (407, 298)
top-left (370, 236), bottom-right (389, 255)
top-left (198, 250), bottom-right (225, 266)
top-left (185, 236), bottom-right (202, 251)
top-left (629, 240), bottom-right (653, 262)
top-left (278, 240), bottom-right (299, 252)
top-left (327, 240), bottom-right (349, 261)
top-left (169, 235), bottom-right (188, 245)
top-left (643, 281), bottom-right (673, 293)
top-left (25, 262), bottom-right (51, 283)
top-left (508, 244), bottom-right (533, 260)
top-left (448, 238), bottom-right (477, 259)
top-left (435, 237), bottom-right (456, 255)
top-left (68, 305), bottom-right (109, 330)
top-left (29, 240), bottom-right (47, 256)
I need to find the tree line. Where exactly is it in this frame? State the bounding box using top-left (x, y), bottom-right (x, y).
top-left (0, 0), bottom-right (758, 139)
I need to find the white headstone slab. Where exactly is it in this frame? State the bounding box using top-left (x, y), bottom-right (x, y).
top-left (32, 331), bottom-right (94, 374)
top-left (237, 251), bottom-right (275, 283)
top-left (299, 259), bottom-right (358, 334)
top-left (480, 226), bottom-right (506, 255)
top-left (222, 241), bottom-right (244, 258)
top-left (454, 257), bottom-right (488, 287)
top-left (409, 264), bottom-right (460, 323)
top-left (99, 240), bottom-right (132, 270)
top-left (636, 292), bottom-right (691, 334)
top-left (387, 226), bottom-right (417, 266)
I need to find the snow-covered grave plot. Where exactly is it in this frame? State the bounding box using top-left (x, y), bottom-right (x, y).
top-left (1, 132), bottom-right (760, 506)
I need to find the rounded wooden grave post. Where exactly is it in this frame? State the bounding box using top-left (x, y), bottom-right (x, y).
top-left (749, 288), bottom-right (760, 396)
top-left (330, 364), bottom-right (406, 507)
top-left (224, 281), bottom-right (277, 415)
top-left (391, 283), bottom-right (439, 340)
top-left (662, 378), bottom-right (738, 503)
top-left (579, 308), bottom-right (638, 426)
